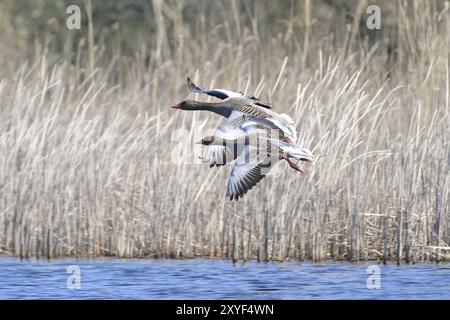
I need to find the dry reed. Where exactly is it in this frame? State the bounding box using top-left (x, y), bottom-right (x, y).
top-left (0, 0), bottom-right (448, 263)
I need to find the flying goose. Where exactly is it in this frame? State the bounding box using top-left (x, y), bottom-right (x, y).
top-left (198, 132), bottom-right (313, 200)
top-left (171, 98), bottom-right (298, 143)
top-left (173, 78), bottom-right (298, 142)
top-left (199, 123), bottom-right (292, 167)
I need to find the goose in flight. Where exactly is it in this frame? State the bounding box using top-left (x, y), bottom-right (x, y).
top-left (199, 122), bottom-right (292, 167)
top-left (171, 98), bottom-right (298, 143)
top-left (173, 78), bottom-right (297, 142)
top-left (198, 132), bottom-right (313, 200)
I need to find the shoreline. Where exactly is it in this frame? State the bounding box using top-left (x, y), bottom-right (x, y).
top-left (1, 253), bottom-right (448, 265)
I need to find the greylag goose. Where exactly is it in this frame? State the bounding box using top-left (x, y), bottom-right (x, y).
top-left (171, 98), bottom-right (298, 143)
top-left (172, 78), bottom-right (298, 142)
top-left (199, 123), bottom-right (290, 167)
top-left (198, 132), bottom-right (313, 200)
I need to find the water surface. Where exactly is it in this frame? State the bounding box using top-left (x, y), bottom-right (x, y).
top-left (0, 257), bottom-right (449, 299)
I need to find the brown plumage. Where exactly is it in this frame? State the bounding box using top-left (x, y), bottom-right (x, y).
top-left (198, 132), bottom-right (313, 200)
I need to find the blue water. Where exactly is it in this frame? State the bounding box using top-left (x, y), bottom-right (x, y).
top-left (0, 256), bottom-right (449, 299)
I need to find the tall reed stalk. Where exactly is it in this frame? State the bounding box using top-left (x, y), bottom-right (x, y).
top-left (0, 0), bottom-right (448, 262)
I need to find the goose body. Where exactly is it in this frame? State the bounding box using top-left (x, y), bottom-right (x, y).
top-left (181, 78), bottom-right (297, 141)
top-left (172, 98), bottom-right (298, 142)
top-left (199, 132), bottom-right (313, 200)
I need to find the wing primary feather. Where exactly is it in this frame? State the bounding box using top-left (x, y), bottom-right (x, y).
top-left (187, 77), bottom-right (204, 93)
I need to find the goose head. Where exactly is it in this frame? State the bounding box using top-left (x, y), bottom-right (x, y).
top-left (196, 136), bottom-right (216, 145)
top-left (171, 100), bottom-right (199, 110)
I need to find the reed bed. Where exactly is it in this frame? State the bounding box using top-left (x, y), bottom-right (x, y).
top-left (0, 0), bottom-right (448, 263)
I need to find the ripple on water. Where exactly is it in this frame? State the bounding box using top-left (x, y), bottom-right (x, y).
top-left (0, 257), bottom-right (449, 299)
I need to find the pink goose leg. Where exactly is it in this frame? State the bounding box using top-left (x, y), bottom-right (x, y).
top-left (282, 154), bottom-right (305, 173)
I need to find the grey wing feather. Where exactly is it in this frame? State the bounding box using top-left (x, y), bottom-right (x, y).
top-left (226, 138), bottom-right (276, 200)
top-left (187, 77), bottom-right (231, 100)
top-left (187, 77), bottom-right (271, 108)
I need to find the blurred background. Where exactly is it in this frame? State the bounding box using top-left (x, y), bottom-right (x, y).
top-left (1, 0), bottom-right (447, 75)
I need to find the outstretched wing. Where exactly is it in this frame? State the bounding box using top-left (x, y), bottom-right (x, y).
top-left (227, 110), bottom-right (295, 142)
top-left (187, 77), bottom-right (242, 99)
top-left (187, 77), bottom-right (271, 109)
top-left (240, 104), bottom-right (297, 142)
top-left (226, 138), bottom-right (278, 200)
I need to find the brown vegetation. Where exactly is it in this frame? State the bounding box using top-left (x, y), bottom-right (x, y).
top-left (0, 0), bottom-right (448, 262)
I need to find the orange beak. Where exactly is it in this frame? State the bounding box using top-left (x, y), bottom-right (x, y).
top-left (171, 103), bottom-right (181, 109)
